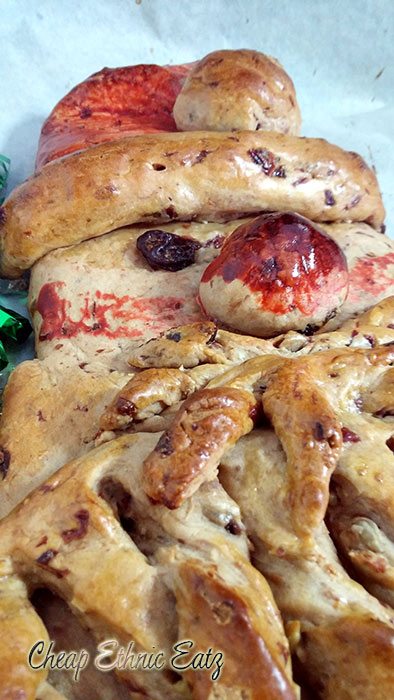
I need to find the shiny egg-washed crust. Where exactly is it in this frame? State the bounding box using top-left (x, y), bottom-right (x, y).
top-left (0, 356), bottom-right (130, 519)
top-left (139, 351), bottom-right (343, 536)
top-left (85, 300), bottom-right (394, 546)
top-left (142, 347), bottom-right (391, 539)
top-left (173, 49), bottom-right (301, 134)
top-left (143, 387), bottom-right (256, 509)
top-left (1, 297), bottom-right (393, 521)
top-left (128, 295), bottom-right (394, 370)
top-left (0, 432), bottom-right (297, 700)
top-left (132, 338), bottom-right (394, 698)
top-left (0, 130), bottom-right (384, 277)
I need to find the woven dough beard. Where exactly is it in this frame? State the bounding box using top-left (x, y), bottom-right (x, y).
top-left (1, 48), bottom-right (394, 700)
top-left (1, 298), bottom-right (394, 700)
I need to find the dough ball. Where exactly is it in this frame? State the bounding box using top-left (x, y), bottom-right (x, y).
top-left (199, 212), bottom-right (349, 337)
top-left (173, 49), bottom-right (301, 135)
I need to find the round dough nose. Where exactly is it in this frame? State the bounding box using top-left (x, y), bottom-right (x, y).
top-left (173, 48), bottom-right (301, 134)
top-left (199, 212), bottom-right (350, 338)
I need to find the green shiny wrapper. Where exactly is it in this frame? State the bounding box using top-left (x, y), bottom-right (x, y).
top-left (0, 305), bottom-right (32, 344)
top-left (0, 155), bottom-right (10, 205)
top-left (0, 341), bottom-right (8, 371)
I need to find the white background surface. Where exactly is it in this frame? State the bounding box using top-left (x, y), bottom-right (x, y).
top-left (0, 0), bottom-right (393, 365)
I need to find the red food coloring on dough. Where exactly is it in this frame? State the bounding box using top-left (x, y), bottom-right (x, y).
top-left (201, 212), bottom-right (349, 316)
top-left (36, 63), bottom-right (193, 169)
top-left (35, 282), bottom-right (198, 341)
top-left (341, 427), bottom-right (361, 443)
top-left (347, 252), bottom-right (394, 303)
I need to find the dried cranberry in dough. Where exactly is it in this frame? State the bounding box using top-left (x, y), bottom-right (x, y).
top-left (199, 212), bottom-right (349, 337)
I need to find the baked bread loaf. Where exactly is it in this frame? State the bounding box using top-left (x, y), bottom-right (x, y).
top-left (173, 49), bottom-right (301, 134)
top-left (1, 184), bottom-right (393, 523)
top-left (0, 46), bottom-right (393, 700)
top-left (0, 131), bottom-right (384, 277)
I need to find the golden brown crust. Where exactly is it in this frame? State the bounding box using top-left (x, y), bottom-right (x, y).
top-left (173, 49), bottom-right (301, 135)
top-left (0, 357), bottom-right (130, 519)
top-left (99, 367), bottom-right (195, 431)
top-left (0, 131), bottom-right (384, 276)
top-left (139, 342), bottom-right (394, 541)
top-left (129, 322), bottom-right (221, 369)
top-left (129, 296), bottom-right (394, 371)
top-left (262, 361), bottom-right (342, 538)
top-left (0, 560), bottom-right (49, 699)
top-left (0, 432), bottom-right (297, 699)
top-left (175, 560), bottom-right (296, 700)
top-left (2, 297), bottom-right (393, 522)
top-left (220, 421), bottom-right (394, 698)
top-left (293, 616), bottom-right (394, 699)
top-left (140, 353), bottom-right (340, 537)
top-left (143, 387), bottom-right (256, 508)
top-left (340, 295), bottom-right (394, 330)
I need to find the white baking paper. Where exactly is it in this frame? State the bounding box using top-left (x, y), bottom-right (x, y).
top-left (0, 0), bottom-right (393, 367)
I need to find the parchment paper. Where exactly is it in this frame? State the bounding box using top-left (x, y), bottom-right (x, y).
top-left (0, 0), bottom-right (393, 368)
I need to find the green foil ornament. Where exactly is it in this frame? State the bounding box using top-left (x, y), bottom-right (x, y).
top-left (0, 305), bottom-right (32, 344)
top-left (0, 341), bottom-right (8, 371)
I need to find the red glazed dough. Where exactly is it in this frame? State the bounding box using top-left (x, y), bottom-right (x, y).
top-left (199, 212), bottom-right (349, 337)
